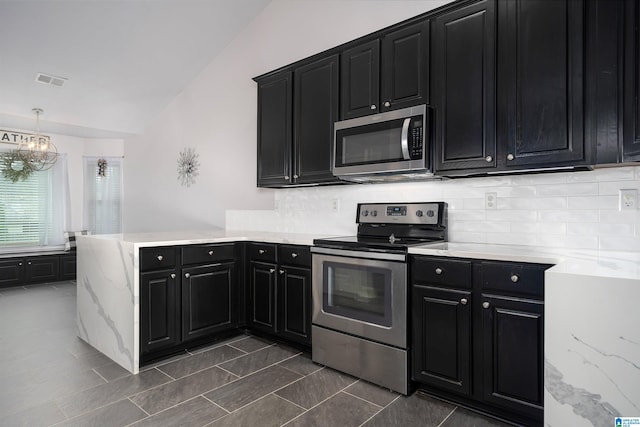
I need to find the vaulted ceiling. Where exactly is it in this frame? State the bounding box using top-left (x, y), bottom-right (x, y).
top-left (0, 0), bottom-right (271, 138)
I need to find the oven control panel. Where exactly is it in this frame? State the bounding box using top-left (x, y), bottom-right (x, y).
top-left (357, 202), bottom-right (445, 225)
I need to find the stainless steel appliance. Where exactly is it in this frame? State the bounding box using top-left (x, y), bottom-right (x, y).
top-left (311, 202), bottom-right (447, 394)
top-left (333, 105), bottom-right (432, 183)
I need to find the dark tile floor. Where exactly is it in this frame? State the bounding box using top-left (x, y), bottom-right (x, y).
top-left (0, 281), bottom-right (514, 427)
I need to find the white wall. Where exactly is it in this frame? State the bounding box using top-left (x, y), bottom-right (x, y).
top-left (1, 132), bottom-right (124, 232)
top-left (123, 0), bottom-right (450, 232)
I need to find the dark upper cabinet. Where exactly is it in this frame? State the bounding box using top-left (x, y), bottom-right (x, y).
top-left (294, 55), bottom-right (340, 185)
top-left (624, 0), bottom-right (640, 160)
top-left (341, 40), bottom-right (380, 119)
top-left (412, 284), bottom-right (471, 396)
top-left (341, 20), bottom-right (429, 119)
top-left (257, 72), bottom-right (292, 187)
top-left (182, 261), bottom-right (236, 342)
top-left (432, 0), bottom-right (496, 173)
top-left (498, 0), bottom-right (586, 168)
top-left (481, 295), bottom-right (544, 420)
top-left (140, 269), bottom-right (179, 355)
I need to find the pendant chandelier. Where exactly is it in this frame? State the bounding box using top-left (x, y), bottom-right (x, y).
top-left (16, 108), bottom-right (58, 171)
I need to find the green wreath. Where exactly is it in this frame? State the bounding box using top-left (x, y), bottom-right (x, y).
top-left (1, 151), bottom-right (36, 183)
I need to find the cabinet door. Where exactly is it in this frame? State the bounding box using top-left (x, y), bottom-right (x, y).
top-left (498, 0), bottom-right (586, 168)
top-left (433, 0), bottom-right (496, 174)
top-left (294, 55), bottom-right (340, 185)
top-left (624, 0), bottom-right (640, 160)
top-left (248, 261), bottom-right (277, 334)
top-left (277, 266), bottom-right (311, 346)
top-left (257, 71), bottom-right (292, 187)
top-left (381, 20), bottom-right (429, 112)
top-left (412, 285), bottom-right (471, 396)
top-left (59, 254), bottom-right (77, 281)
top-left (140, 269), bottom-right (179, 354)
top-left (481, 295), bottom-right (544, 420)
top-left (25, 256), bottom-right (59, 284)
top-left (0, 258), bottom-right (25, 288)
top-left (341, 39), bottom-right (380, 119)
top-left (182, 262), bottom-right (236, 342)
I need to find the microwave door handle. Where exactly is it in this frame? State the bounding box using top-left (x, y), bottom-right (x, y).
top-left (401, 118), bottom-right (411, 160)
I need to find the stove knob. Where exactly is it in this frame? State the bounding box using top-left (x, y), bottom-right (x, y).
top-left (371, 210), bottom-right (378, 217)
top-left (362, 210), bottom-right (369, 217)
top-left (426, 210), bottom-right (435, 217)
top-left (416, 210), bottom-right (423, 217)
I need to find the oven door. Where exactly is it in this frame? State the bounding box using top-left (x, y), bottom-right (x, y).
top-left (311, 247), bottom-right (407, 349)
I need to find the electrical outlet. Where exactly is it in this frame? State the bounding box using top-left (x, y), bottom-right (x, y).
top-left (485, 192), bottom-right (497, 210)
top-left (331, 198), bottom-right (340, 212)
top-left (619, 189), bottom-right (638, 211)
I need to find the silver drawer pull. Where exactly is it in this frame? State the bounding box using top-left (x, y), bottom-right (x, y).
top-left (259, 249), bottom-right (266, 255)
top-left (208, 250), bottom-right (214, 256)
top-left (460, 298), bottom-right (468, 305)
top-left (170, 273), bottom-right (176, 279)
top-left (279, 269), bottom-right (285, 274)
top-left (482, 302), bottom-right (490, 309)
top-left (185, 273), bottom-right (190, 278)
top-left (291, 253), bottom-right (298, 258)
top-left (435, 267), bottom-right (443, 275)
top-left (511, 274), bottom-right (520, 283)
top-left (485, 155), bottom-right (493, 162)
top-left (156, 255), bottom-right (163, 261)
top-left (269, 268), bottom-right (275, 274)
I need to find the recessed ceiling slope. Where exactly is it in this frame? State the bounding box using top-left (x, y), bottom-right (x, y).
top-left (0, 0), bottom-right (271, 138)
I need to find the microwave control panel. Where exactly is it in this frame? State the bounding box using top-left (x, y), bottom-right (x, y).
top-left (409, 118), bottom-right (423, 159)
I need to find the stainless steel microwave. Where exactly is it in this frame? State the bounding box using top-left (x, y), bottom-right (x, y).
top-left (332, 104), bottom-right (432, 182)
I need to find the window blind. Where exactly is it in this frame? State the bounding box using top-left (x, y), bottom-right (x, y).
top-left (83, 157), bottom-right (122, 234)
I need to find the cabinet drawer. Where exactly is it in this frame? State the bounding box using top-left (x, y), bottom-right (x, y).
top-left (181, 244), bottom-right (234, 266)
top-left (411, 256), bottom-right (472, 289)
top-left (248, 243), bottom-right (277, 263)
top-left (481, 261), bottom-right (550, 299)
top-left (278, 245), bottom-right (310, 267)
top-left (140, 247), bottom-right (176, 272)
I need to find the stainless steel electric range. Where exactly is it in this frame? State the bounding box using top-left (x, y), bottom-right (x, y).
top-left (310, 202), bottom-right (447, 394)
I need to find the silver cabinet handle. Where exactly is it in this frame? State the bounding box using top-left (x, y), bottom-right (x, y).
top-left (184, 273), bottom-right (190, 278)
top-left (284, 176), bottom-right (290, 181)
top-left (384, 101), bottom-right (391, 107)
top-left (259, 249), bottom-right (266, 255)
top-left (482, 302), bottom-right (490, 309)
top-left (170, 273), bottom-right (176, 279)
top-left (269, 268), bottom-right (275, 274)
top-left (511, 274), bottom-right (520, 283)
top-left (435, 267), bottom-right (443, 275)
top-left (370, 104), bottom-right (377, 110)
top-left (18, 262), bottom-right (23, 266)
top-left (28, 261), bottom-right (32, 265)
top-left (460, 298), bottom-right (468, 305)
top-left (157, 255), bottom-right (163, 261)
top-left (279, 269), bottom-right (285, 274)
top-left (507, 153), bottom-right (515, 161)
top-left (293, 174), bottom-right (299, 179)
top-left (291, 253), bottom-right (298, 258)
top-left (485, 155), bottom-right (493, 162)
top-left (208, 250), bottom-right (214, 256)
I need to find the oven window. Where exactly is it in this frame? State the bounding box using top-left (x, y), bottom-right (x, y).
top-left (323, 261), bottom-right (392, 327)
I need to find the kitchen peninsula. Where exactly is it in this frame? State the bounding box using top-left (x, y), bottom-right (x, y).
top-left (76, 232), bottom-right (640, 426)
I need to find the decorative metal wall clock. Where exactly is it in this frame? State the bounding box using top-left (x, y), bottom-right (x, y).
top-left (177, 147), bottom-right (200, 187)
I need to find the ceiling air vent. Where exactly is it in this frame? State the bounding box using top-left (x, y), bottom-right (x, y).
top-left (35, 72), bottom-right (67, 87)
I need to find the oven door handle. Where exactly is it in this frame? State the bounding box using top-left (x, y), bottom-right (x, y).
top-left (310, 246), bottom-right (406, 262)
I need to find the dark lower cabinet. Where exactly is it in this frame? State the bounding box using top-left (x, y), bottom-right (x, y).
top-left (411, 255), bottom-right (548, 426)
top-left (248, 261), bottom-right (277, 334)
top-left (481, 295), bottom-right (544, 419)
top-left (412, 285), bottom-right (471, 396)
top-left (140, 269), bottom-right (179, 354)
top-left (277, 265), bottom-right (311, 346)
top-left (25, 256), bottom-right (59, 283)
top-left (0, 259), bottom-right (25, 287)
top-left (59, 255), bottom-right (77, 280)
top-left (182, 262), bottom-right (236, 342)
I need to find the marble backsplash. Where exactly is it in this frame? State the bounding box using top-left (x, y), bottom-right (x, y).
top-left (226, 165), bottom-right (640, 252)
